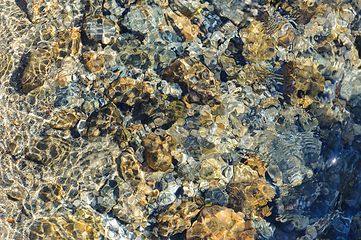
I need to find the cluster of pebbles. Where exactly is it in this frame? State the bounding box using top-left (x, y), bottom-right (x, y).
top-left (1, 0), bottom-right (361, 239)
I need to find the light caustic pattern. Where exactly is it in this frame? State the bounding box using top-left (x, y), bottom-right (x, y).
top-left (0, 0), bottom-right (361, 239)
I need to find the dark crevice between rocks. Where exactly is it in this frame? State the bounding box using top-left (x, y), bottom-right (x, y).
top-left (15, 0), bottom-right (33, 23)
top-left (10, 51), bottom-right (31, 94)
top-left (170, 230), bottom-right (187, 240)
top-left (80, 9), bottom-right (98, 49)
top-left (355, 35), bottom-right (361, 59)
top-left (228, 37), bottom-right (247, 66)
top-left (165, 15), bottom-right (187, 42)
top-left (81, 28), bottom-right (104, 49)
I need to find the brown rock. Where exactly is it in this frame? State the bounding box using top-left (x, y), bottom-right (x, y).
top-left (24, 136), bottom-right (71, 166)
top-left (49, 109), bottom-right (83, 130)
top-left (112, 182), bottom-right (151, 229)
top-left (227, 162), bottom-right (275, 218)
top-left (85, 103), bottom-right (123, 141)
top-left (83, 51), bottom-right (105, 73)
top-left (158, 199), bottom-right (201, 237)
top-left (162, 57), bottom-right (221, 106)
top-left (260, 97), bottom-right (280, 109)
top-left (39, 183), bottom-right (63, 202)
top-left (279, 59), bottom-right (324, 108)
top-left (21, 43), bottom-right (53, 94)
top-left (278, 27), bottom-right (297, 48)
top-left (53, 29), bottom-right (81, 60)
top-left (142, 133), bottom-right (177, 171)
top-left (186, 205), bottom-right (257, 240)
top-left (166, 10), bottom-right (199, 42)
top-left (241, 21), bottom-right (276, 62)
top-left (107, 77), bottom-right (153, 107)
top-left (29, 207), bottom-right (105, 239)
top-left (118, 148), bottom-right (144, 191)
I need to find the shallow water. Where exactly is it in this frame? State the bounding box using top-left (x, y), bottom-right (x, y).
top-left (0, 0), bottom-right (361, 239)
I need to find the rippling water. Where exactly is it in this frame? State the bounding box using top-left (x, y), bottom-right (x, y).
top-left (1, 0), bottom-right (361, 239)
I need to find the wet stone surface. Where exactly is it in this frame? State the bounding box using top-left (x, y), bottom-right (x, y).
top-left (1, 0), bottom-right (361, 239)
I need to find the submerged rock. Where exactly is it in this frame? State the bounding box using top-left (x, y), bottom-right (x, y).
top-left (141, 133), bottom-right (177, 171)
top-left (29, 207), bottom-right (105, 240)
top-left (49, 109), bottom-right (83, 130)
top-left (186, 205), bottom-right (258, 240)
top-left (53, 30), bottom-right (81, 60)
top-left (1, 0), bottom-right (361, 239)
top-left (157, 198), bottom-right (201, 237)
top-left (107, 77), bottom-right (154, 107)
top-left (24, 136), bottom-right (71, 166)
top-left (162, 57), bottom-right (221, 106)
top-left (21, 43), bottom-right (53, 94)
top-left (84, 102), bottom-right (123, 141)
top-left (39, 183), bottom-right (63, 202)
top-left (227, 162), bottom-right (275, 218)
